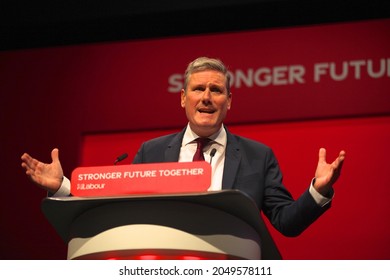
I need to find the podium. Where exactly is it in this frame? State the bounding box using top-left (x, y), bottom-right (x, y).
top-left (42, 190), bottom-right (282, 260)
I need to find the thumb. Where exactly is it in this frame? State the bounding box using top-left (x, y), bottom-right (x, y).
top-left (318, 148), bottom-right (327, 164)
top-left (51, 148), bottom-right (60, 163)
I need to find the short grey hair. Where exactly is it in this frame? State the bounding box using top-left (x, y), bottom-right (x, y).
top-left (183, 57), bottom-right (231, 94)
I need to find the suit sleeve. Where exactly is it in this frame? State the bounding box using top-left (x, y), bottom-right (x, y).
top-left (132, 143), bottom-right (145, 164)
top-left (262, 148), bottom-right (330, 237)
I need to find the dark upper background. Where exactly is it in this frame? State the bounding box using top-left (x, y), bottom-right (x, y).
top-left (1, 0), bottom-right (389, 51)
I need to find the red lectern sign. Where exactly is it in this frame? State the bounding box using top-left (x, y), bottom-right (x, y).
top-left (70, 161), bottom-right (211, 197)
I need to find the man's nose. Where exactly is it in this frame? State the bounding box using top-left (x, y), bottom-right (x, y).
top-left (201, 89), bottom-right (212, 101)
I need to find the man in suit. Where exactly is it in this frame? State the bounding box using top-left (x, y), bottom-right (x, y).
top-left (21, 57), bottom-right (346, 237)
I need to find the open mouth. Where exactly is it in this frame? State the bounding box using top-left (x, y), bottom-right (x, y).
top-left (198, 108), bottom-right (216, 114)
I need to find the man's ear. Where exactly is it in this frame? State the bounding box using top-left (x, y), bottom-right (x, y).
top-left (180, 89), bottom-right (186, 108)
top-left (227, 92), bottom-right (232, 110)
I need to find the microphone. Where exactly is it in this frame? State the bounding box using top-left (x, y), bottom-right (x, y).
top-left (114, 153), bottom-right (128, 165)
top-left (209, 148), bottom-right (217, 165)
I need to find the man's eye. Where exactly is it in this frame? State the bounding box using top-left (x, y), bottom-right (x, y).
top-left (211, 87), bottom-right (222, 93)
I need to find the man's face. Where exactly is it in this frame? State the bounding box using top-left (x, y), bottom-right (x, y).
top-left (181, 70), bottom-right (232, 137)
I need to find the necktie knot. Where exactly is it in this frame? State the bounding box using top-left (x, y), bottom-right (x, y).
top-left (192, 138), bottom-right (211, 161)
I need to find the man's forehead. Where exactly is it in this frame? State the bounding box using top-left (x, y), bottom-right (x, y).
top-left (189, 70), bottom-right (226, 84)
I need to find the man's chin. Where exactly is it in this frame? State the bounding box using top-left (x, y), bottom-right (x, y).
top-left (194, 119), bottom-right (216, 128)
top-left (191, 121), bottom-right (221, 134)
top-left (195, 114), bottom-right (217, 123)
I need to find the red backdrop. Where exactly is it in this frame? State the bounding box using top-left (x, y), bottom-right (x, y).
top-left (0, 18), bottom-right (389, 259)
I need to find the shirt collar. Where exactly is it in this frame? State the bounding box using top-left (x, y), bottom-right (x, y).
top-left (182, 123), bottom-right (226, 147)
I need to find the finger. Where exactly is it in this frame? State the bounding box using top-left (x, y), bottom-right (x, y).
top-left (21, 153), bottom-right (32, 164)
top-left (332, 151), bottom-right (346, 172)
top-left (21, 162), bottom-right (30, 172)
top-left (318, 148), bottom-right (326, 164)
top-left (21, 153), bottom-right (37, 170)
top-left (21, 162), bottom-right (34, 177)
top-left (339, 150), bottom-right (346, 161)
top-left (335, 150), bottom-right (346, 165)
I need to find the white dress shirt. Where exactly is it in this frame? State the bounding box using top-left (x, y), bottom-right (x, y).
top-left (179, 124), bottom-right (226, 191)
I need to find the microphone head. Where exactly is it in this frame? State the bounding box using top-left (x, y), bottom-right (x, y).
top-left (114, 153), bottom-right (128, 165)
top-left (210, 148), bottom-right (217, 157)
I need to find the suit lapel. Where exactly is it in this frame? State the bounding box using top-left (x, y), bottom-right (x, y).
top-left (222, 130), bottom-right (241, 189)
top-left (164, 128), bottom-right (185, 162)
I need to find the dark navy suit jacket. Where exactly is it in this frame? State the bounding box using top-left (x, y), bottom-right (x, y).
top-left (133, 127), bottom-right (330, 237)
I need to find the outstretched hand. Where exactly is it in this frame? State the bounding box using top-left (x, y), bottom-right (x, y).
top-left (313, 148), bottom-right (346, 197)
top-left (21, 148), bottom-right (64, 193)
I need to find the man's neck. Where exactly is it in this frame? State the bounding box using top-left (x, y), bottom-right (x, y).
top-left (188, 124), bottom-right (223, 138)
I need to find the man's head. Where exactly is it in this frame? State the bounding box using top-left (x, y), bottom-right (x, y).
top-left (181, 57), bottom-right (232, 137)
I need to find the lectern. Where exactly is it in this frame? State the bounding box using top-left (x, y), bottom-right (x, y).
top-left (42, 190), bottom-right (282, 260)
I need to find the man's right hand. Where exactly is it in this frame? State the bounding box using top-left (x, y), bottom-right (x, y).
top-left (21, 148), bottom-right (64, 193)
